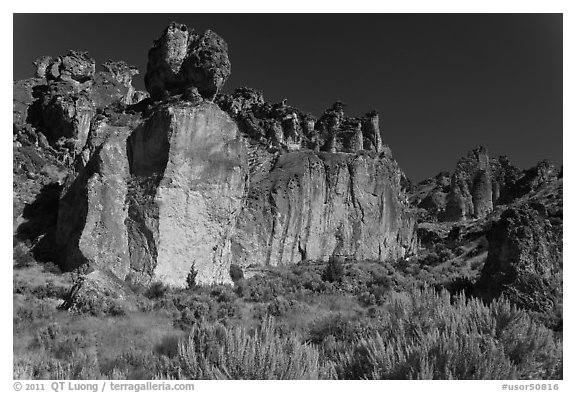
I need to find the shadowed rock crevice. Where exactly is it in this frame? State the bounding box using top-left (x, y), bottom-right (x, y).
top-left (124, 110), bottom-right (171, 284)
top-left (16, 183), bottom-right (63, 244)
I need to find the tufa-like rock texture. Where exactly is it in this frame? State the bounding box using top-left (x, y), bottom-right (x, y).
top-left (145, 22), bottom-right (231, 101)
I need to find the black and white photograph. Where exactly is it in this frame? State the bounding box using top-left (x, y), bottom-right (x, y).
top-left (9, 6), bottom-right (568, 388)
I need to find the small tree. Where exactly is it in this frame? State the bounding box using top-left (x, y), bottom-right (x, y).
top-left (186, 263), bottom-right (198, 290)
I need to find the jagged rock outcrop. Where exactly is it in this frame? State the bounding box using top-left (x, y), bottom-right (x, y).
top-left (409, 171), bottom-right (451, 218)
top-left (443, 147), bottom-right (493, 221)
top-left (436, 147), bottom-right (524, 221)
top-left (231, 148), bottom-right (417, 267)
top-left (511, 159), bottom-right (559, 199)
top-left (409, 149), bottom-right (547, 222)
top-left (23, 52), bottom-right (143, 157)
top-left (31, 81), bottom-right (96, 152)
top-left (489, 155), bottom-right (522, 205)
top-left (91, 60), bottom-right (141, 107)
top-left (13, 77), bottom-right (44, 139)
top-left (145, 22), bottom-right (231, 101)
top-left (39, 51), bottom-right (96, 84)
top-left (217, 89), bottom-right (386, 155)
top-left (474, 202), bottom-right (563, 328)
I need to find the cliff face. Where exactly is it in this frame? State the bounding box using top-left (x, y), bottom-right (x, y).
top-left (232, 148), bottom-right (417, 267)
top-left (53, 101), bottom-right (248, 286)
top-left (126, 102), bottom-right (248, 286)
top-left (14, 22), bottom-right (417, 288)
top-left (54, 122), bottom-right (131, 277)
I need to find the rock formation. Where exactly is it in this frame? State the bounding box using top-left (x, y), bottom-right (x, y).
top-left (12, 22), bottom-right (419, 288)
top-left (216, 90), bottom-right (386, 155)
top-left (145, 22), bottom-right (231, 101)
top-left (20, 51), bottom-right (144, 159)
top-left (232, 149), bottom-right (417, 267)
top-left (125, 101), bottom-right (248, 286)
top-left (40, 51), bottom-right (96, 83)
top-left (411, 147), bottom-right (559, 223)
top-left (474, 202), bottom-right (563, 328)
top-left (53, 100), bottom-right (248, 287)
top-left (406, 143), bottom-right (562, 327)
top-left (443, 146), bottom-right (494, 220)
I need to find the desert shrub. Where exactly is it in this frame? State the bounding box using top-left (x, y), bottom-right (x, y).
top-left (300, 270), bottom-right (327, 293)
top-left (468, 245), bottom-right (484, 258)
top-left (438, 248), bottom-right (455, 262)
top-left (145, 282), bottom-right (169, 299)
top-left (13, 297), bottom-right (58, 331)
top-left (470, 258), bottom-right (485, 271)
top-left (441, 276), bottom-right (475, 296)
top-left (395, 258), bottom-right (412, 273)
top-left (66, 289), bottom-right (126, 317)
top-left (358, 273), bottom-right (393, 306)
top-left (168, 289), bottom-right (240, 330)
top-left (337, 287), bottom-right (562, 379)
top-left (322, 257), bottom-right (345, 283)
top-left (454, 245), bottom-right (467, 256)
top-left (100, 348), bottom-right (180, 380)
top-left (31, 324), bottom-right (95, 361)
top-left (29, 282), bottom-right (69, 300)
top-left (42, 261), bottom-right (63, 274)
top-left (155, 334), bottom-right (182, 358)
top-left (32, 322), bottom-right (62, 351)
top-left (233, 279), bottom-right (248, 298)
top-left (229, 264), bottom-right (244, 282)
top-left (267, 296), bottom-right (291, 316)
top-left (13, 242), bottom-right (36, 268)
top-left (209, 285), bottom-right (237, 303)
top-left (421, 252), bottom-right (441, 266)
top-left (308, 313), bottom-right (359, 345)
top-left (240, 274), bottom-right (286, 302)
top-left (177, 317), bottom-right (335, 379)
top-left (14, 351), bottom-right (102, 380)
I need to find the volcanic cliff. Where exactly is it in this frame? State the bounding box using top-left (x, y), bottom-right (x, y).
top-left (14, 22), bottom-right (417, 288)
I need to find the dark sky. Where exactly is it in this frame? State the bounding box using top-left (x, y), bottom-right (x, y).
top-left (13, 14), bottom-right (562, 182)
